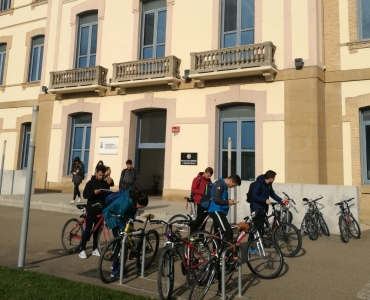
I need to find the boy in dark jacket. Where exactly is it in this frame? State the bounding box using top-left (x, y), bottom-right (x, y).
top-left (79, 165), bottom-right (110, 259)
top-left (119, 159), bottom-right (139, 190)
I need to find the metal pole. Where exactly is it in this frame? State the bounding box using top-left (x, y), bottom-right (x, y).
top-left (227, 137), bottom-right (231, 222)
top-left (0, 140), bottom-right (7, 194)
top-left (237, 245), bottom-right (242, 297)
top-left (221, 244), bottom-right (241, 300)
top-left (18, 106), bottom-right (39, 269)
top-left (140, 234), bottom-right (146, 278)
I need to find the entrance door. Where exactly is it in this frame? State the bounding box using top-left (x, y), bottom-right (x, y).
top-left (136, 110), bottom-right (166, 194)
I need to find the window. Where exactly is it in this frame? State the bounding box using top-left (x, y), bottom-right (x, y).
top-left (219, 105), bottom-right (255, 180)
top-left (360, 109), bottom-right (370, 183)
top-left (28, 36), bottom-right (44, 82)
top-left (76, 12), bottom-right (98, 68)
top-left (0, 44), bottom-right (5, 85)
top-left (0, 0), bottom-right (11, 11)
top-left (20, 123), bottom-right (31, 170)
top-left (358, 0), bottom-right (370, 41)
top-left (68, 114), bottom-right (92, 175)
top-left (221, 0), bottom-right (254, 48)
top-left (141, 0), bottom-right (167, 59)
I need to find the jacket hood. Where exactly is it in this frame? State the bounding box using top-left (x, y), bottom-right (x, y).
top-left (197, 172), bottom-right (204, 177)
top-left (256, 174), bottom-right (266, 184)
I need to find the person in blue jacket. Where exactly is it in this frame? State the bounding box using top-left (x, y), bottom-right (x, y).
top-left (102, 189), bottom-right (148, 278)
top-left (208, 174), bottom-right (241, 242)
top-left (249, 170), bottom-right (287, 253)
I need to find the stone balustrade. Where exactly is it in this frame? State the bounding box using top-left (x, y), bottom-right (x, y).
top-left (49, 66), bottom-right (108, 89)
top-left (190, 41), bottom-right (276, 74)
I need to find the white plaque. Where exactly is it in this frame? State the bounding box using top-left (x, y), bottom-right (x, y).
top-left (98, 137), bottom-right (118, 155)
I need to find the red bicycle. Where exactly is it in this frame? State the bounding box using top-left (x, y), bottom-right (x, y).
top-left (61, 204), bottom-right (112, 254)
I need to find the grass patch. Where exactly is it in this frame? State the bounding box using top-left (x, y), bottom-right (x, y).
top-left (0, 265), bottom-right (152, 300)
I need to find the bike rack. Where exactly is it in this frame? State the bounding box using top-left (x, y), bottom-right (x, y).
top-left (221, 244), bottom-right (242, 300)
top-left (119, 230), bottom-right (144, 284)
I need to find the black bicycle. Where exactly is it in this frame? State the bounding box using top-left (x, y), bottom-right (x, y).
top-left (335, 198), bottom-right (361, 243)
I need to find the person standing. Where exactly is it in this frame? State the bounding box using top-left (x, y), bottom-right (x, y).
top-left (95, 160), bottom-right (104, 173)
top-left (104, 166), bottom-right (114, 188)
top-left (189, 167), bottom-right (213, 233)
top-left (79, 164), bottom-right (110, 259)
top-left (119, 159), bottom-right (139, 191)
top-left (70, 157), bottom-right (85, 204)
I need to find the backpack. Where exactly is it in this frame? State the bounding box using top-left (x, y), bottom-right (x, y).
top-left (189, 176), bottom-right (201, 202)
top-left (246, 181), bottom-right (256, 203)
top-left (80, 161), bottom-right (85, 180)
top-left (105, 189), bottom-right (125, 206)
top-left (200, 182), bottom-right (214, 210)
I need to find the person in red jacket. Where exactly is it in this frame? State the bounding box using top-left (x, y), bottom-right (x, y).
top-left (189, 167), bottom-right (213, 233)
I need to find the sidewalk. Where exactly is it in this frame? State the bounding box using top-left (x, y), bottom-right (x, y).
top-left (0, 192), bottom-right (188, 220)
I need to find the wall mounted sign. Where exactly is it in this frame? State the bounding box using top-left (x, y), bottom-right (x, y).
top-left (98, 136), bottom-right (119, 154)
top-left (181, 152), bottom-right (197, 165)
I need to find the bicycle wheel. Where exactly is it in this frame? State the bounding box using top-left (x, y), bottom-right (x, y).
top-left (188, 257), bottom-right (217, 300)
top-left (61, 218), bottom-right (83, 253)
top-left (167, 214), bottom-right (187, 235)
top-left (339, 216), bottom-right (349, 243)
top-left (306, 217), bottom-right (319, 241)
top-left (137, 229), bottom-right (159, 270)
top-left (287, 211), bottom-right (293, 223)
top-left (319, 216), bottom-right (330, 236)
top-left (246, 237), bottom-right (284, 279)
top-left (98, 236), bottom-right (128, 284)
top-left (272, 222), bottom-right (302, 257)
top-left (189, 237), bottom-right (213, 279)
top-left (221, 247), bottom-right (238, 284)
top-left (157, 248), bottom-right (174, 300)
top-left (97, 226), bottom-right (113, 254)
top-left (348, 215), bottom-right (361, 238)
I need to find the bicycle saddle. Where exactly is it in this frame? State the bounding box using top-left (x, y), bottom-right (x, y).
top-left (237, 222), bottom-right (250, 232)
top-left (143, 213), bottom-right (155, 220)
top-left (302, 198), bottom-right (309, 202)
top-left (76, 204), bottom-right (87, 209)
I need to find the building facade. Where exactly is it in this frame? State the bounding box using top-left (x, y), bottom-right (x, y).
top-left (0, 0), bottom-right (370, 223)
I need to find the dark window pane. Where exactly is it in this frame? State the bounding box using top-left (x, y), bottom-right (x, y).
top-left (80, 13), bottom-right (97, 25)
top-left (156, 45), bottom-right (165, 58)
top-left (157, 10), bottom-right (167, 44)
top-left (222, 151), bottom-right (237, 178)
top-left (241, 0), bottom-right (254, 29)
top-left (220, 105), bottom-right (255, 118)
top-left (74, 114), bottom-right (92, 124)
top-left (83, 151), bottom-right (89, 173)
top-left (89, 55), bottom-right (96, 67)
top-left (144, 13), bottom-right (155, 46)
top-left (143, 47), bottom-right (153, 59)
top-left (361, 0), bottom-right (370, 40)
top-left (241, 152), bottom-right (255, 180)
top-left (73, 127), bottom-right (84, 149)
top-left (85, 126), bottom-right (91, 149)
top-left (90, 24), bottom-right (98, 54)
top-left (80, 26), bottom-right (89, 56)
top-left (224, 33), bottom-right (237, 48)
top-left (224, 0), bottom-right (237, 32)
top-left (22, 131), bottom-right (30, 169)
top-left (140, 111), bottom-right (166, 143)
top-left (0, 52), bottom-right (5, 85)
top-left (143, 0), bottom-right (166, 11)
top-left (33, 36), bottom-right (44, 46)
top-left (223, 122), bottom-right (237, 149)
top-left (0, 44), bottom-right (6, 51)
top-left (78, 57), bottom-right (87, 68)
top-left (30, 47), bottom-right (39, 81)
top-left (241, 121), bottom-right (255, 149)
top-left (366, 125), bottom-right (370, 180)
top-left (363, 110), bottom-right (370, 122)
top-left (38, 46), bottom-right (44, 80)
top-left (241, 30), bottom-right (254, 45)
top-left (72, 151), bottom-right (82, 163)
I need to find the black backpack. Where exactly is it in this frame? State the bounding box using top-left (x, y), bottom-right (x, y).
top-left (246, 181), bottom-right (256, 203)
top-left (200, 182), bottom-right (214, 209)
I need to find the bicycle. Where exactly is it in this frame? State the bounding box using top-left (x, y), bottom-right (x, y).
top-left (97, 212), bottom-right (159, 284)
top-left (300, 196), bottom-right (330, 240)
top-left (61, 204), bottom-right (112, 254)
top-left (335, 198), bottom-right (361, 243)
top-left (280, 192), bottom-right (299, 223)
top-left (151, 218), bottom-right (215, 300)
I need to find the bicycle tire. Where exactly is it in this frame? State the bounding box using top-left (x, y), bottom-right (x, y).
top-left (166, 214), bottom-right (187, 235)
top-left (339, 216), bottom-right (349, 243)
top-left (348, 215), bottom-right (361, 238)
top-left (97, 226), bottom-right (113, 254)
top-left (61, 218), bottom-right (83, 253)
top-left (188, 257), bottom-right (217, 300)
top-left (246, 237), bottom-right (284, 279)
top-left (319, 216), bottom-right (330, 237)
top-left (272, 222), bottom-right (302, 257)
top-left (97, 236), bottom-right (129, 284)
top-left (189, 237), bottom-right (213, 279)
top-left (157, 248), bottom-right (174, 300)
top-left (306, 216), bottom-right (319, 241)
top-left (137, 229), bottom-right (159, 270)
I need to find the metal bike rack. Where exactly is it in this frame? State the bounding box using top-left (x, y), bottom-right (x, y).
top-left (119, 230), bottom-right (144, 284)
top-left (221, 244), bottom-right (242, 300)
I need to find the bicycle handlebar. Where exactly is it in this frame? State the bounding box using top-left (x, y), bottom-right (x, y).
top-left (335, 198), bottom-right (355, 206)
top-left (109, 211), bottom-right (142, 224)
top-left (282, 192), bottom-right (296, 205)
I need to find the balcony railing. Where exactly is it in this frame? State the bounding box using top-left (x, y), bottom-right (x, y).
top-left (111, 56), bottom-right (182, 94)
top-left (49, 66), bottom-right (108, 99)
top-left (189, 41), bottom-right (277, 86)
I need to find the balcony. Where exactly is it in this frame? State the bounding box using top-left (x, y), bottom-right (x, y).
top-left (111, 56), bottom-right (182, 94)
top-left (49, 66), bottom-right (108, 100)
top-left (189, 42), bottom-right (277, 87)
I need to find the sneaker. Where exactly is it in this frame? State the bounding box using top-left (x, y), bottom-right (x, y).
top-left (76, 197), bottom-right (81, 203)
top-left (110, 262), bottom-right (125, 278)
top-left (92, 249), bottom-right (100, 257)
top-left (79, 250), bottom-right (87, 259)
top-left (70, 199), bottom-right (75, 204)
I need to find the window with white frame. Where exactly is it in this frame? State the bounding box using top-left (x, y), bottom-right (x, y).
top-left (0, 0), bottom-right (11, 11)
top-left (21, 123), bottom-right (31, 170)
top-left (221, 0), bottom-right (254, 48)
top-left (76, 12), bottom-right (98, 68)
top-left (0, 44), bottom-right (6, 85)
top-left (141, 0), bottom-right (167, 59)
top-left (358, 0), bottom-right (370, 41)
top-left (28, 36), bottom-right (44, 82)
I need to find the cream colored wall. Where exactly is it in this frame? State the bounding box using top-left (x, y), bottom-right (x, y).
top-left (52, 99), bottom-right (79, 124)
top-left (0, 107), bottom-right (33, 129)
top-left (342, 122), bottom-right (352, 185)
top-left (291, 0), bottom-right (309, 61)
top-left (0, 132), bottom-right (17, 170)
top-left (342, 80), bottom-right (370, 115)
top-left (263, 121), bottom-right (285, 182)
top-left (93, 126), bottom-right (124, 182)
top-left (340, 47), bottom-right (370, 70)
top-left (0, 3), bottom-right (46, 28)
top-left (170, 123), bottom-right (209, 190)
top-left (338, 0), bottom-right (349, 44)
top-left (47, 128), bottom-right (62, 181)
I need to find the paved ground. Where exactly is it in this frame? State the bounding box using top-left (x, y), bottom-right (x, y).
top-left (1, 193), bottom-right (370, 299)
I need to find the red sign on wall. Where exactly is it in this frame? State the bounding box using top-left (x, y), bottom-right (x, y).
top-left (172, 126), bottom-right (180, 133)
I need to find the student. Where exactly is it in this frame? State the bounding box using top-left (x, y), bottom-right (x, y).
top-left (70, 157), bottom-right (84, 204)
top-left (119, 159), bottom-right (139, 190)
top-left (104, 166), bottom-right (114, 188)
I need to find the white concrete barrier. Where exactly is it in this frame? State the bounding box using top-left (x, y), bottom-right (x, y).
top-left (0, 170), bottom-right (35, 195)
